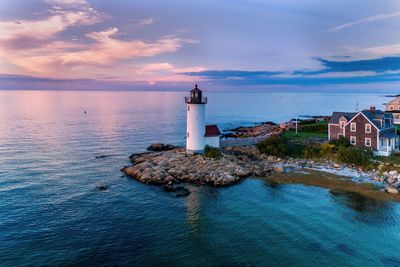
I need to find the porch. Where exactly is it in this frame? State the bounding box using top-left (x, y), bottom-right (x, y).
top-left (376, 133), bottom-right (399, 156)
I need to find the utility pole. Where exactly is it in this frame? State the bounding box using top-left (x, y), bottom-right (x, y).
top-left (295, 112), bottom-right (298, 136)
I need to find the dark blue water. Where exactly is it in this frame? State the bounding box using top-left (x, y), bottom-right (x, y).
top-left (1, 90), bottom-right (400, 266)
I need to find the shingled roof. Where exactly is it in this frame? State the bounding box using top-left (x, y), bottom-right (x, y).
top-left (329, 112), bottom-right (357, 124)
top-left (329, 109), bottom-right (394, 130)
top-left (204, 125), bottom-right (221, 137)
top-left (360, 109), bottom-right (393, 130)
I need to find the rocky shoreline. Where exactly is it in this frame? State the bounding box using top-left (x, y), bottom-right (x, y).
top-left (221, 121), bottom-right (282, 138)
top-left (122, 144), bottom-right (400, 199)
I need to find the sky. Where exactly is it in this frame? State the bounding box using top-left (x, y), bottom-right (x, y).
top-left (0, 0), bottom-right (400, 91)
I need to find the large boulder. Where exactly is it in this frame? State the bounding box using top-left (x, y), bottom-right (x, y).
top-left (387, 177), bottom-right (397, 185)
top-left (273, 164), bottom-right (284, 173)
top-left (386, 186), bottom-right (399, 194)
top-left (147, 143), bottom-right (177, 151)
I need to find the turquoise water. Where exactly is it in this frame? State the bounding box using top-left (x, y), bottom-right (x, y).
top-left (1, 90), bottom-right (400, 266)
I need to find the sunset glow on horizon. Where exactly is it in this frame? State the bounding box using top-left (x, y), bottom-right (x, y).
top-left (1, 0), bottom-right (400, 91)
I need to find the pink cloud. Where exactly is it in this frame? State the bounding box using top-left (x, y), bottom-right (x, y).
top-left (0, 0), bottom-right (200, 83)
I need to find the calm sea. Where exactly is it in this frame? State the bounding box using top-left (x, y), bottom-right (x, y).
top-left (1, 90), bottom-right (400, 266)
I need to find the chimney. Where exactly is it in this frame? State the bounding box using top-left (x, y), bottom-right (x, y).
top-left (370, 105), bottom-right (376, 112)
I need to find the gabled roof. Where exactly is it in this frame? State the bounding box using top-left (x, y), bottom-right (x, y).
top-left (329, 112), bottom-right (357, 124)
top-left (205, 125), bottom-right (221, 137)
top-left (360, 109), bottom-right (393, 130)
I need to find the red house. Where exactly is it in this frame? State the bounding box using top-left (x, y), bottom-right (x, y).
top-left (328, 107), bottom-right (399, 156)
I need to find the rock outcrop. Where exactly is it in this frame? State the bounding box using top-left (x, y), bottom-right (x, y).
top-left (122, 144), bottom-right (400, 195)
top-left (122, 146), bottom-right (300, 186)
top-left (147, 143), bottom-right (177, 152)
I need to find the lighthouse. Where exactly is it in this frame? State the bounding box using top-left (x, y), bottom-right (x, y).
top-left (185, 84), bottom-right (221, 152)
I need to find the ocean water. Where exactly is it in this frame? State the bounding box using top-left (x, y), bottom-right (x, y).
top-left (1, 90), bottom-right (400, 266)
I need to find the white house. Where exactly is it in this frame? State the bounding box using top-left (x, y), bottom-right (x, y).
top-left (185, 85), bottom-right (221, 152)
top-left (385, 96), bottom-right (400, 125)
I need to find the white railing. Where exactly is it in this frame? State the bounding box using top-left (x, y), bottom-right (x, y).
top-left (376, 149), bottom-right (391, 156)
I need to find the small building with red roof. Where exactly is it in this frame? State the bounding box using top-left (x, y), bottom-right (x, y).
top-left (204, 125), bottom-right (221, 148)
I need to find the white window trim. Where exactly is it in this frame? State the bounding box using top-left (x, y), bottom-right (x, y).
top-left (350, 123), bottom-right (356, 132)
top-left (365, 123), bottom-right (371, 133)
top-left (365, 138), bottom-right (371, 147)
top-left (350, 136), bottom-right (356, 145)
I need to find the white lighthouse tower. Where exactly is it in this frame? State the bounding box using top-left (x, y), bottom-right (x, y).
top-left (185, 84), bottom-right (207, 152)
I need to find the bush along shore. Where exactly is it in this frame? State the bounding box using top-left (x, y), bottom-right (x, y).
top-left (122, 137), bottom-right (400, 201)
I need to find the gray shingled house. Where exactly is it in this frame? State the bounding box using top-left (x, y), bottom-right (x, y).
top-left (328, 106), bottom-right (399, 156)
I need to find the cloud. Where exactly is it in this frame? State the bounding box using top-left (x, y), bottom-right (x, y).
top-left (183, 70), bottom-right (400, 86)
top-left (138, 18), bottom-right (156, 26)
top-left (45, 0), bottom-right (88, 6)
top-left (0, 26), bottom-right (188, 77)
top-left (355, 44), bottom-right (400, 56)
top-left (182, 70), bottom-right (282, 79)
top-left (138, 63), bottom-right (174, 73)
top-left (0, 0), bottom-right (103, 50)
top-left (293, 57), bottom-right (400, 75)
top-left (323, 11), bottom-right (400, 33)
top-left (181, 57), bottom-right (400, 87)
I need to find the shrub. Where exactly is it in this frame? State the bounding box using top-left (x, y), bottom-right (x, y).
top-left (256, 136), bottom-right (290, 157)
top-left (336, 146), bottom-right (373, 167)
top-left (303, 145), bottom-right (321, 159)
top-left (204, 145), bottom-right (221, 158)
top-left (299, 119), bottom-right (317, 125)
top-left (287, 143), bottom-right (305, 158)
top-left (300, 124), bottom-right (328, 133)
top-left (320, 143), bottom-right (336, 157)
top-left (329, 136), bottom-right (351, 148)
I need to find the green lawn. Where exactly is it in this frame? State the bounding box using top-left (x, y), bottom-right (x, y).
top-left (283, 120), bottom-right (328, 141)
top-left (283, 129), bottom-right (328, 140)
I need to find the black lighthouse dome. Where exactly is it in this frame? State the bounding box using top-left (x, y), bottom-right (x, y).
top-left (185, 84), bottom-right (207, 104)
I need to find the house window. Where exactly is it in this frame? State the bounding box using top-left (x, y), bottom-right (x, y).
top-left (350, 123), bottom-right (356, 132)
top-left (365, 138), bottom-right (371, 147)
top-left (339, 121), bottom-right (345, 128)
top-left (390, 105), bottom-right (394, 110)
top-left (365, 124), bottom-right (371, 133)
top-left (338, 133), bottom-right (343, 138)
top-left (187, 132), bottom-right (189, 138)
top-left (350, 136), bottom-right (356, 145)
top-left (187, 106), bottom-right (190, 111)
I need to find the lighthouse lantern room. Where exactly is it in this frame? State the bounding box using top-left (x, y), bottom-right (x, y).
top-left (185, 85), bottom-right (220, 152)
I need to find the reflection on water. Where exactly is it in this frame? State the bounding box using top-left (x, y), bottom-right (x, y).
top-left (186, 186), bottom-right (202, 235)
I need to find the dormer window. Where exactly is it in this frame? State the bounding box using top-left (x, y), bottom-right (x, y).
top-left (350, 122), bottom-right (356, 132)
top-left (385, 118), bottom-right (391, 127)
top-left (339, 120), bottom-right (345, 128)
top-left (365, 123), bottom-right (371, 133)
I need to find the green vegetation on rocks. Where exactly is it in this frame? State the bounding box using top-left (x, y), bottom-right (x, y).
top-left (256, 135), bottom-right (375, 170)
top-left (204, 145), bottom-right (222, 158)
